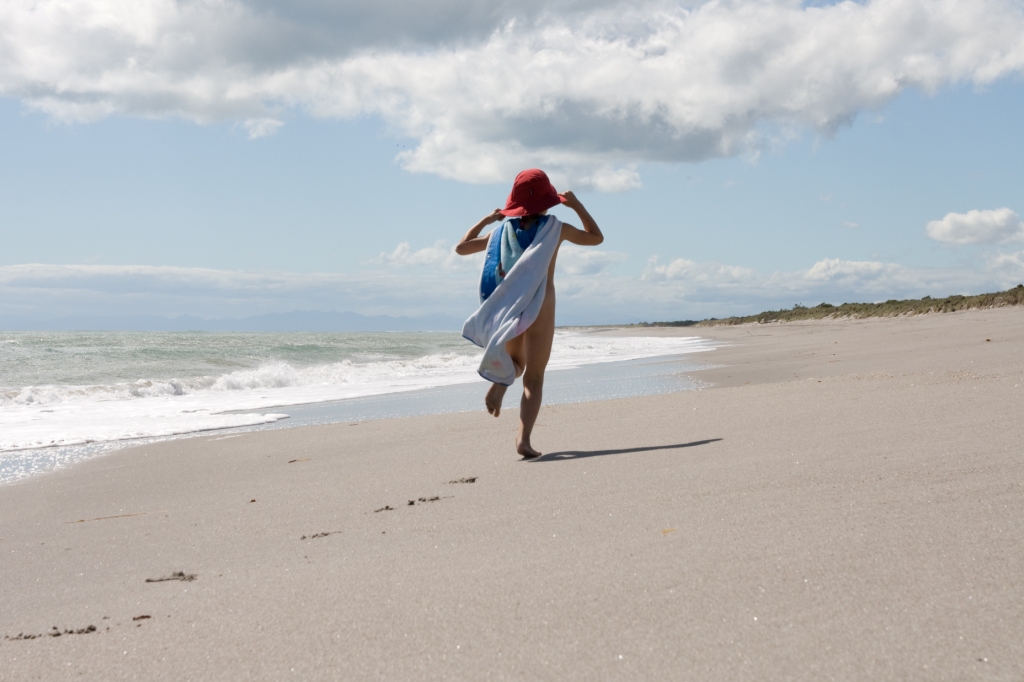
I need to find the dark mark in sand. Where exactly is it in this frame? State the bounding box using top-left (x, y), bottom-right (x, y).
top-left (132, 615), bottom-right (151, 621)
top-left (146, 571), bottom-right (196, 583)
top-left (448, 477), bottom-right (477, 484)
top-left (5, 625), bottom-right (96, 640)
top-left (377, 495), bottom-right (449, 511)
top-left (288, 458), bottom-right (311, 463)
top-left (300, 531), bottom-right (341, 540)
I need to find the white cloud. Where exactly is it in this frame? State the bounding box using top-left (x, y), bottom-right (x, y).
top-left (615, 253), bottom-right (1007, 319)
top-left (242, 118), bottom-right (284, 138)
top-left (643, 256), bottom-right (755, 284)
top-left (3, 0), bottom-right (1024, 188)
top-left (0, 263), bottom-right (478, 318)
top-left (988, 250), bottom-right (1024, 281)
top-left (2, 252), bottom-right (1021, 325)
top-left (377, 239), bottom-right (628, 276)
top-left (804, 258), bottom-right (891, 282)
top-left (925, 208), bottom-right (1024, 244)
top-left (377, 240), bottom-right (478, 270)
top-left (556, 245), bottom-right (628, 275)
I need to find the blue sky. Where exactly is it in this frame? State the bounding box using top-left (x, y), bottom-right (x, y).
top-left (2, 0), bottom-right (1024, 325)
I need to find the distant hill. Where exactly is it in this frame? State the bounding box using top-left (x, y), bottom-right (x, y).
top-left (0, 310), bottom-right (464, 332)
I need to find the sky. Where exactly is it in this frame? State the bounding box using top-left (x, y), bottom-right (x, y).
top-left (2, 0), bottom-right (1024, 326)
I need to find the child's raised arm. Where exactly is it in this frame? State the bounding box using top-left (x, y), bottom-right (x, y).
top-left (455, 209), bottom-right (504, 255)
top-left (558, 191), bottom-right (603, 246)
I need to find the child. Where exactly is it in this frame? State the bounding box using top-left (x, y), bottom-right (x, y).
top-left (456, 169), bottom-right (603, 458)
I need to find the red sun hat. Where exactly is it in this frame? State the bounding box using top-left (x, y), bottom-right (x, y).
top-left (500, 169), bottom-right (566, 217)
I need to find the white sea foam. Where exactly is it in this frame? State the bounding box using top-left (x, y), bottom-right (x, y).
top-left (0, 333), bottom-right (711, 454)
top-left (0, 353), bottom-right (481, 407)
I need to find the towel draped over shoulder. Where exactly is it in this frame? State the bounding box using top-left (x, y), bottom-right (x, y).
top-left (462, 215), bottom-right (561, 385)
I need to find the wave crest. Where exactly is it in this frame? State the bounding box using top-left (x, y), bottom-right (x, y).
top-left (0, 352), bottom-right (482, 407)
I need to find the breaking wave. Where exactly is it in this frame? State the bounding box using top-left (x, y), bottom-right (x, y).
top-left (0, 332), bottom-right (713, 455)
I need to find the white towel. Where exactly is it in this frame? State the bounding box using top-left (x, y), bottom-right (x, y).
top-left (462, 215), bottom-right (562, 385)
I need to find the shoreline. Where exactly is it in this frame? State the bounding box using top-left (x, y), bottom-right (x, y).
top-left (2, 307), bottom-right (1022, 679)
top-left (1, 341), bottom-right (716, 485)
top-left (0, 331), bottom-right (713, 464)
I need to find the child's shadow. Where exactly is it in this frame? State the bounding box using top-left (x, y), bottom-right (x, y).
top-left (527, 438), bottom-right (722, 462)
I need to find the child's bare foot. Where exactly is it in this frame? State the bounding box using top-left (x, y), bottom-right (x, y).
top-left (485, 383), bottom-right (508, 417)
top-left (516, 438), bottom-right (541, 459)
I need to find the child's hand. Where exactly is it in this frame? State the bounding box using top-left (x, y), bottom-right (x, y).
top-left (487, 208), bottom-right (504, 223)
top-left (559, 191), bottom-right (582, 209)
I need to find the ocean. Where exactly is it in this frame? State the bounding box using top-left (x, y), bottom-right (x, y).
top-left (0, 330), bottom-right (716, 482)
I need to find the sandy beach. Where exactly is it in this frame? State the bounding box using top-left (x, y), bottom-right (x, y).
top-left (2, 307), bottom-right (1023, 681)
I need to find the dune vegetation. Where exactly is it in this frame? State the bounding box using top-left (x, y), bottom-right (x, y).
top-left (638, 284), bottom-right (1024, 327)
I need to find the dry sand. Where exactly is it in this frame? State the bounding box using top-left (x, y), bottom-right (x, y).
top-left (1, 308), bottom-right (1023, 680)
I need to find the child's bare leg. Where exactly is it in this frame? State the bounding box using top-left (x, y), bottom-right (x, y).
top-left (517, 298), bottom-right (555, 457)
top-left (485, 335), bottom-right (525, 417)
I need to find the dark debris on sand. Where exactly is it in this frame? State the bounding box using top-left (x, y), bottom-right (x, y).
top-left (6, 625), bottom-right (97, 640)
top-left (300, 531), bottom-right (341, 540)
top-left (448, 477), bottom-right (477, 484)
top-left (145, 571), bottom-right (196, 583)
top-left (376, 495), bottom-right (450, 513)
top-left (408, 496), bottom-right (442, 506)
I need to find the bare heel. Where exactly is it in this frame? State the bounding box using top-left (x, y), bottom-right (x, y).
top-left (485, 383), bottom-right (507, 417)
top-left (516, 438), bottom-right (541, 459)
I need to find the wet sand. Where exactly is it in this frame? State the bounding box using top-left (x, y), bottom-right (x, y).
top-left (1, 307), bottom-right (1022, 680)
